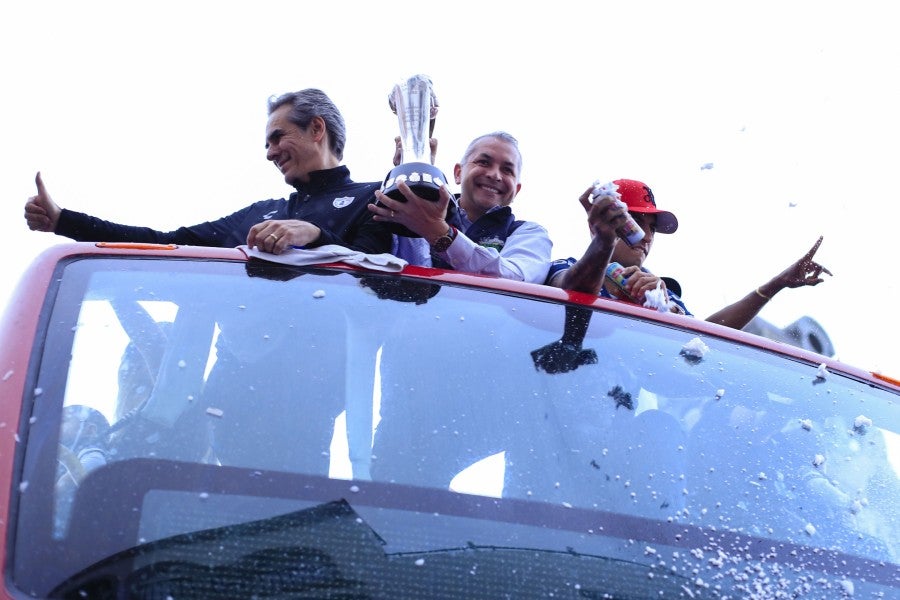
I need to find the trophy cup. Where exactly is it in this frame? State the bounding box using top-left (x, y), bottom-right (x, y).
top-left (380, 74), bottom-right (447, 236)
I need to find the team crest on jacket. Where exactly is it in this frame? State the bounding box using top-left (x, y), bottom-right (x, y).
top-left (478, 236), bottom-right (506, 251)
top-left (332, 197), bottom-right (354, 209)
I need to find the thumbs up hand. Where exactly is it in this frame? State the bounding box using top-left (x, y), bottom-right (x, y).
top-left (24, 172), bottom-right (62, 232)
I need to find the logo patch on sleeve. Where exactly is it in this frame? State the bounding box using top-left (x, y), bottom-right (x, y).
top-left (332, 197), bottom-right (354, 209)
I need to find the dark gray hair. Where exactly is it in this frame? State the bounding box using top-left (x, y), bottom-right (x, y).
top-left (460, 131), bottom-right (523, 177)
top-left (267, 89), bottom-right (346, 161)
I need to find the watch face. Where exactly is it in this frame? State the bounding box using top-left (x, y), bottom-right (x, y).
top-left (431, 235), bottom-right (453, 253)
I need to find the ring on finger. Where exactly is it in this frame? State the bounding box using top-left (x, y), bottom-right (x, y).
top-left (390, 210), bottom-right (395, 218)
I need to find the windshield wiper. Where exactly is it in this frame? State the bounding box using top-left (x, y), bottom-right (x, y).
top-left (50, 500), bottom-right (380, 599)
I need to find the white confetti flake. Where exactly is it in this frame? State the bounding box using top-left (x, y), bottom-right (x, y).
top-left (312, 289), bottom-right (326, 299)
top-left (816, 363), bottom-right (829, 379)
top-left (206, 407), bottom-right (224, 418)
top-left (414, 558), bottom-right (425, 566)
top-left (700, 162), bottom-right (714, 170)
top-left (19, 481), bottom-right (28, 493)
top-left (853, 415), bottom-right (872, 433)
top-left (812, 454), bottom-right (826, 467)
top-left (840, 579), bottom-right (854, 596)
top-left (177, 359), bottom-right (187, 368)
top-left (33, 388), bottom-right (43, 397)
top-left (800, 419), bottom-right (813, 431)
top-left (349, 485), bottom-right (360, 493)
top-left (804, 523), bottom-right (816, 536)
top-left (715, 388), bottom-right (725, 400)
top-left (2, 370), bottom-right (13, 381)
top-left (681, 337), bottom-right (710, 359)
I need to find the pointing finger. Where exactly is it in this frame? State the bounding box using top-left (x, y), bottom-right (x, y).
top-left (803, 235), bottom-right (824, 260)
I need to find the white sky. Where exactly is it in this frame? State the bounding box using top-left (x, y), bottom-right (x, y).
top-left (2, 1), bottom-right (898, 377)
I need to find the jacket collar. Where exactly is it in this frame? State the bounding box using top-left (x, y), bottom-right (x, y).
top-left (294, 165), bottom-right (352, 194)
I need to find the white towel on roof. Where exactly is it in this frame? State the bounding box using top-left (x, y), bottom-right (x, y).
top-left (238, 244), bottom-right (408, 272)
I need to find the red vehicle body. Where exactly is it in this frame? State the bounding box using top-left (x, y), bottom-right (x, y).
top-left (1, 242), bottom-right (897, 598)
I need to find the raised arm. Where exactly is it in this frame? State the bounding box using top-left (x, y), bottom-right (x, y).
top-left (706, 236), bottom-right (832, 330)
top-left (549, 186), bottom-right (629, 293)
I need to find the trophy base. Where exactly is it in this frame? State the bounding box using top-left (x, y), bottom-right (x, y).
top-left (379, 162), bottom-right (448, 237)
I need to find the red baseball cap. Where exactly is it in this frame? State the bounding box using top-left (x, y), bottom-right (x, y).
top-left (613, 179), bottom-right (678, 234)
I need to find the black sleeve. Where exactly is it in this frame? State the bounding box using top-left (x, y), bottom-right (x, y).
top-left (54, 206), bottom-right (257, 248)
top-left (315, 211), bottom-right (393, 255)
top-left (55, 209), bottom-right (197, 244)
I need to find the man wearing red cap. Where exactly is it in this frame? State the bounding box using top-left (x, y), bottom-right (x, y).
top-left (548, 178), bottom-right (831, 330)
top-left (547, 178), bottom-right (690, 314)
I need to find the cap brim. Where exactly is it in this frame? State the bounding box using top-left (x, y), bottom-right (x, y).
top-left (656, 212), bottom-right (678, 234)
top-left (629, 208), bottom-right (678, 234)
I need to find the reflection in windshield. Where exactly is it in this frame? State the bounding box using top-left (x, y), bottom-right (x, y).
top-left (14, 257), bottom-right (899, 597)
top-left (530, 305), bottom-right (599, 375)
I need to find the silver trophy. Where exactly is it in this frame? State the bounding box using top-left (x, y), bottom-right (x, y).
top-left (381, 74), bottom-right (447, 236)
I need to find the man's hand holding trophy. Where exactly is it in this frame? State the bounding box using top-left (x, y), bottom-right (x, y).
top-left (377, 74), bottom-right (450, 237)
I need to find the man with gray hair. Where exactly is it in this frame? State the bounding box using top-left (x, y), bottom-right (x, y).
top-left (24, 88), bottom-right (392, 255)
top-left (371, 131), bottom-right (551, 282)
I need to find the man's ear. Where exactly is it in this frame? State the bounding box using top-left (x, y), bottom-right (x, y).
top-left (453, 163), bottom-right (462, 185)
top-left (309, 116), bottom-right (326, 142)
